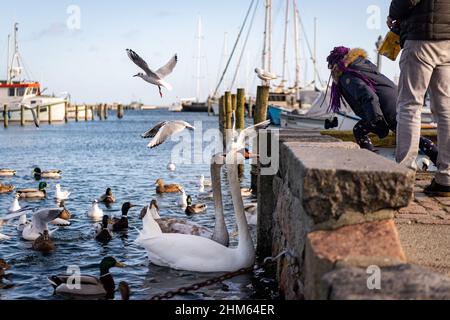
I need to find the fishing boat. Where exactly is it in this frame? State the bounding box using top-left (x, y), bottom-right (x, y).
top-left (180, 98), bottom-right (209, 112)
top-left (0, 24), bottom-right (68, 125)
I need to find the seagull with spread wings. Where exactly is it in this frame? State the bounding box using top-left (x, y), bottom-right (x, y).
top-left (126, 49), bottom-right (178, 98)
top-left (141, 121), bottom-right (195, 149)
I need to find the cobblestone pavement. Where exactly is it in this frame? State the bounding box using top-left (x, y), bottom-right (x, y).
top-left (395, 173), bottom-right (450, 276)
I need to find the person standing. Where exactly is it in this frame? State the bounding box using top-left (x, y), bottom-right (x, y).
top-left (388, 0), bottom-right (450, 196)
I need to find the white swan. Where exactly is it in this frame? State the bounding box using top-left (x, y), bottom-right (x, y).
top-left (141, 153), bottom-right (229, 246)
top-left (55, 184), bottom-right (71, 201)
top-left (22, 208), bottom-right (69, 241)
top-left (136, 151), bottom-right (254, 272)
top-left (88, 200), bottom-right (104, 220)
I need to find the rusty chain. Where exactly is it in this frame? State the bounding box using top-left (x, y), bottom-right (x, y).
top-left (149, 251), bottom-right (289, 300)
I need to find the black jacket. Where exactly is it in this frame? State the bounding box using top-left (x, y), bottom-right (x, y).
top-left (338, 57), bottom-right (398, 131)
top-left (390, 0), bottom-right (450, 46)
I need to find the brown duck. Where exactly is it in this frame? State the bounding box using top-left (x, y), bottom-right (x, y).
top-left (0, 184), bottom-right (15, 194)
top-left (32, 230), bottom-right (55, 253)
top-left (155, 179), bottom-right (182, 194)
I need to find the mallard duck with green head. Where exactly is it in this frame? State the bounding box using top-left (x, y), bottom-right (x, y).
top-left (0, 169), bottom-right (16, 177)
top-left (48, 257), bottom-right (125, 300)
top-left (185, 195), bottom-right (207, 216)
top-left (16, 182), bottom-right (48, 199)
top-left (0, 184), bottom-right (15, 194)
top-left (33, 168), bottom-right (62, 180)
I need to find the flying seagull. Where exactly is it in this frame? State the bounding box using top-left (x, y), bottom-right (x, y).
top-left (255, 68), bottom-right (278, 81)
top-left (126, 49), bottom-right (178, 98)
top-left (141, 121), bottom-right (195, 149)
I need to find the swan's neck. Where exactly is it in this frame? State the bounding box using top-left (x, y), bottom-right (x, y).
top-left (226, 162), bottom-right (254, 252)
top-left (142, 208), bottom-right (162, 236)
top-left (211, 161), bottom-right (229, 246)
top-left (149, 206), bottom-right (161, 220)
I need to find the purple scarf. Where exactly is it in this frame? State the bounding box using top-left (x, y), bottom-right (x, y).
top-left (327, 47), bottom-right (376, 113)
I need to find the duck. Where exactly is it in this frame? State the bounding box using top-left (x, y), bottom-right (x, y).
top-left (88, 200), bottom-right (104, 220)
top-left (48, 257), bottom-right (125, 300)
top-left (417, 158), bottom-right (431, 172)
top-left (136, 122), bottom-right (268, 272)
top-left (0, 169), bottom-right (16, 177)
top-left (118, 281), bottom-right (131, 301)
top-left (0, 184), bottom-right (15, 194)
top-left (111, 202), bottom-right (137, 232)
top-left (155, 179), bottom-right (182, 194)
top-left (178, 189), bottom-right (188, 208)
top-left (33, 168), bottom-right (62, 179)
top-left (22, 208), bottom-right (71, 241)
top-left (244, 203), bottom-right (258, 226)
top-left (95, 215), bottom-right (113, 244)
top-left (32, 230), bottom-right (55, 253)
top-left (0, 259), bottom-right (10, 278)
top-left (167, 162), bottom-right (176, 172)
top-left (98, 188), bottom-right (116, 204)
top-left (16, 182), bottom-right (48, 199)
top-left (55, 184), bottom-right (71, 201)
top-left (140, 200), bottom-right (213, 239)
top-left (185, 196), bottom-right (208, 216)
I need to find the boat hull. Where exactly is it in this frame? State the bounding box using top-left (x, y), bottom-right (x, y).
top-left (181, 102), bottom-right (209, 113)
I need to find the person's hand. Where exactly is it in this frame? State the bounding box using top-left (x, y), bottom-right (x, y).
top-left (387, 16), bottom-right (395, 29)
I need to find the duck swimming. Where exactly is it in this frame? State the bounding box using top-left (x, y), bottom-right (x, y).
top-left (98, 188), bottom-right (116, 204)
top-left (185, 196), bottom-right (207, 216)
top-left (0, 169), bottom-right (16, 177)
top-left (48, 257), bottom-right (125, 300)
top-left (33, 168), bottom-right (62, 180)
top-left (111, 202), bottom-right (137, 232)
top-left (155, 179), bottom-right (182, 194)
top-left (32, 230), bottom-right (55, 253)
top-left (0, 184), bottom-right (15, 194)
top-left (95, 215), bottom-right (113, 244)
top-left (16, 182), bottom-right (48, 199)
top-left (0, 259), bottom-right (10, 278)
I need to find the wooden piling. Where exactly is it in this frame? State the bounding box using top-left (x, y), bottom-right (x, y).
top-left (64, 102), bottom-right (69, 123)
top-left (91, 106), bottom-right (95, 121)
top-left (248, 97), bottom-right (254, 118)
top-left (48, 105), bottom-right (52, 124)
top-left (225, 91), bottom-right (233, 149)
top-left (218, 96), bottom-right (225, 151)
top-left (117, 104), bottom-right (124, 119)
top-left (98, 105), bottom-right (103, 121)
top-left (75, 105), bottom-right (79, 122)
top-left (83, 105), bottom-right (88, 121)
top-left (103, 104), bottom-right (108, 120)
top-left (251, 86), bottom-right (270, 194)
top-left (236, 89), bottom-right (246, 178)
top-left (20, 105), bottom-right (25, 126)
top-left (3, 105), bottom-right (8, 128)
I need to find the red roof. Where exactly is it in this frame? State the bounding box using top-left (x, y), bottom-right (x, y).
top-left (0, 82), bottom-right (41, 89)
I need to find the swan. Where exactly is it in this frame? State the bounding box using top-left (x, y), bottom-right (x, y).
top-left (88, 200), bottom-right (104, 220)
top-left (22, 208), bottom-right (70, 241)
top-left (136, 151), bottom-right (254, 272)
top-left (55, 184), bottom-right (71, 201)
top-left (140, 153), bottom-right (229, 246)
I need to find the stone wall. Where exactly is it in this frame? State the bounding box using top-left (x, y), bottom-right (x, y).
top-left (257, 129), bottom-right (450, 300)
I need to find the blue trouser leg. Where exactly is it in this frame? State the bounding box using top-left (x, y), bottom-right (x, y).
top-left (353, 121), bottom-right (375, 151)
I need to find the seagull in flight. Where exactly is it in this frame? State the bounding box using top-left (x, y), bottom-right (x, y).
top-left (141, 121), bottom-right (195, 149)
top-left (126, 49), bottom-right (178, 98)
top-left (255, 68), bottom-right (278, 81)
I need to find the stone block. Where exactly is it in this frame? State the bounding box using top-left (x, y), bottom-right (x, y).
top-left (305, 220), bottom-right (407, 300)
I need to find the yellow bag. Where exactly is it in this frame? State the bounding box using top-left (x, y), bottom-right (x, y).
top-left (378, 30), bottom-right (401, 61)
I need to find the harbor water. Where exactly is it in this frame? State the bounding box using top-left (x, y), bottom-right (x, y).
top-left (0, 110), bottom-right (278, 300)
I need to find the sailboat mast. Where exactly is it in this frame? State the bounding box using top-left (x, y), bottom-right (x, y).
top-left (195, 16), bottom-right (203, 101)
top-left (267, 0), bottom-right (272, 74)
top-left (313, 17), bottom-right (318, 87)
top-left (293, 1), bottom-right (301, 104)
top-left (6, 34), bottom-right (10, 83)
top-left (282, 0), bottom-right (290, 83)
top-left (262, 0), bottom-right (272, 84)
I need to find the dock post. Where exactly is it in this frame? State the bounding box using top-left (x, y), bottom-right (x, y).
top-left (76, 105), bottom-right (80, 122)
top-left (248, 97), bottom-right (254, 118)
top-left (218, 95), bottom-right (225, 151)
top-left (64, 102), bottom-right (69, 123)
top-left (20, 105), bottom-right (25, 126)
top-left (103, 104), bottom-right (108, 120)
top-left (3, 105), bottom-right (8, 128)
top-left (237, 89), bottom-right (246, 177)
top-left (251, 86), bottom-right (270, 194)
top-left (225, 91), bottom-right (233, 149)
top-left (91, 106), bottom-right (95, 121)
top-left (117, 104), bottom-right (124, 119)
top-left (48, 105), bottom-right (52, 124)
top-left (84, 105), bottom-right (88, 121)
top-left (98, 105), bottom-right (103, 121)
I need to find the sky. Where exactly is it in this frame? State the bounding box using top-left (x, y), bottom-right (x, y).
top-left (0, 0), bottom-right (398, 106)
